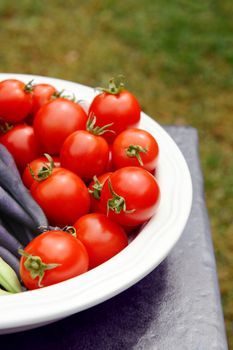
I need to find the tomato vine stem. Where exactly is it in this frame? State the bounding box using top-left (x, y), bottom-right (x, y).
top-left (96, 75), bottom-right (125, 95)
top-left (86, 114), bottom-right (114, 136)
top-left (125, 145), bottom-right (148, 166)
top-left (28, 153), bottom-right (55, 182)
top-left (106, 178), bottom-right (135, 215)
top-left (18, 249), bottom-right (61, 287)
top-left (88, 175), bottom-right (103, 200)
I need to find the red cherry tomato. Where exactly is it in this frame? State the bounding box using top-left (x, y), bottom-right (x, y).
top-left (22, 156), bottom-right (60, 189)
top-left (0, 124), bottom-right (41, 173)
top-left (0, 79), bottom-right (33, 124)
top-left (60, 130), bottom-right (110, 182)
top-left (88, 172), bottom-right (113, 213)
top-left (19, 230), bottom-right (89, 290)
top-left (74, 213), bottom-right (128, 269)
top-left (106, 144), bottom-right (114, 172)
top-left (100, 167), bottom-right (160, 227)
top-left (33, 98), bottom-right (88, 154)
top-left (88, 79), bottom-right (140, 143)
top-left (26, 83), bottom-right (57, 124)
top-left (30, 168), bottom-right (90, 226)
top-left (112, 128), bottom-right (159, 172)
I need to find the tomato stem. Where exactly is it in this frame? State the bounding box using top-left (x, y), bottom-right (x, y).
top-left (86, 114), bottom-right (115, 136)
top-left (28, 153), bottom-right (55, 182)
top-left (51, 89), bottom-right (64, 99)
top-left (51, 90), bottom-right (77, 102)
top-left (106, 178), bottom-right (135, 215)
top-left (63, 226), bottom-right (77, 237)
top-left (125, 145), bottom-right (148, 166)
top-left (24, 80), bottom-right (34, 93)
top-left (96, 75), bottom-right (125, 95)
top-left (88, 175), bottom-right (103, 200)
top-left (18, 249), bottom-right (61, 287)
top-left (0, 122), bottom-right (13, 134)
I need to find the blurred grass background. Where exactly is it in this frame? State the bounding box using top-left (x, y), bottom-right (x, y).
top-left (0, 0), bottom-right (232, 346)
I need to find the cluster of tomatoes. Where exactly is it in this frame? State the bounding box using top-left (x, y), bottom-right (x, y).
top-left (0, 77), bottom-right (160, 290)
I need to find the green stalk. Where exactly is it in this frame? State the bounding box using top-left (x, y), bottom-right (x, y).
top-left (0, 258), bottom-right (22, 294)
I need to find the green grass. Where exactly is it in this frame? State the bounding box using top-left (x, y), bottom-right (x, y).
top-left (0, 0), bottom-right (233, 345)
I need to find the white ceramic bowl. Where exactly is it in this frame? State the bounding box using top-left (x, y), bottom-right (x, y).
top-left (0, 73), bottom-right (192, 334)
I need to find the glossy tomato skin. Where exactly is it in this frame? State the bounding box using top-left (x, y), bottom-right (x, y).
top-left (106, 144), bottom-right (114, 172)
top-left (33, 98), bottom-right (88, 155)
top-left (100, 167), bottom-right (160, 227)
top-left (0, 79), bottom-right (33, 124)
top-left (88, 172), bottom-right (113, 213)
top-left (0, 124), bottom-right (41, 173)
top-left (26, 83), bottom-right (57, 124)
top-left (112, 128), bottom-right (159, 172)
top-left (20, 230), bottom-right (89, 289)
top-left (30, 168), bottom-right (90, 226)
top-left (60, 130), bottom-right (110, 183)
top-left (22, 156), bottom-right (60, 189)
top-left (88, 90), bottom-right (141, 143)
top-left (74, 213), bottom-right (128, 269)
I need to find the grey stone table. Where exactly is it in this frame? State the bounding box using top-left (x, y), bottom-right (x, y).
top-left (1, 126), bottom-right (228, 350)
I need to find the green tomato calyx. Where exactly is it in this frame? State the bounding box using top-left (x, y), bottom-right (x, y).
top-left (0, 122), bottom-right (13, 134)
top-left (62, 226), bottom-right (77, 237)
top-left (29, 153), bottom-right (55, 182)
top-left (24, 79), bottom-right (34, 93)
top-left (107, 178), bottom-right (135, 215)
top-left (50, 89), bottom-right (77, 102)
top-left (97, 75), bottom-right (125, 95)
top-left (88, 175), bottom-right (103, 200)
top-left (18, 249), bottom-right (61, 288)
top-left (125, 145), bottom-right (148, 166)
top-left (86, 114), bottom-right (114, 136)
top-left (51, 89), bottom-right (64, 99)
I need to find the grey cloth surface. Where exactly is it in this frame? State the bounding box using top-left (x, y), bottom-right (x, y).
top-left (1, 126), bottom-right (228, 350)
